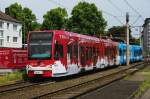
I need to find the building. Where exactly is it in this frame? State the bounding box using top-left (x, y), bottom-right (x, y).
top-left (143, 18), bottom-right (150, 62)
top-left (0, 11), bottom-right (22, 48)
top-left (108, 26), bottom-right (139, 44)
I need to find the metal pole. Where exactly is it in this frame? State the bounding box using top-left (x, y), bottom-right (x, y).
top-left (139, 27), bottom-right (142, 46)
top-left (126, 12), bottom-right (130, 65)
top-left (23, 22), bottom-right (26, 49)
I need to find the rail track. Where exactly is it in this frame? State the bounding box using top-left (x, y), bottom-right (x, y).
top-left (0, 81), bottom-right (44, 94)
top-left (33, 62), bottom-right (145, 99)
top-left (0, 62), bottom-right (144, 99)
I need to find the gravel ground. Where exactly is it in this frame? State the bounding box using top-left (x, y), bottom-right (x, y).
top-left (0, 63), bottom-right (142, 99)
top-left (0, 65), bottom-right (131, 99)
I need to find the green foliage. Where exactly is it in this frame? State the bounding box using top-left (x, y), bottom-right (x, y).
top-left (5, 3), bottom-right (23, 21)
top-left (23, 7), bottom-right (36, 31)
top-left (5, 3), bottom-right (39, 43)
top-left (0, 71), bottom-right (24, 86)
top-left (5, 2), bottom-right (107, 39)
top-left (31, 22), bottom-right (41, 31)
top-left (66, 2), bottom-right (107, 36)
top-left (135, 70), bottom-right (150, 98)
top-left (42, 7), bottom-right (68, 30)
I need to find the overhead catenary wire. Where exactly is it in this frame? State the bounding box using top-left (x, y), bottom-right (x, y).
top-left (97, 0), bottom-right (124, 25)
top-left (48, 0), bottom-right (69, 10)
top-left (101, 10), bottom-right (124, 25)
top-left (107, 0), bottom-right (123, 14)
top-left (48, 0), bottom-right (146, 35)
top-left (123, 0), bottom-right (144, 20)
top-left (131, 15), bottom-right (141, 26)
top-left (105, 0), bottom-right (144, 26)
top-left (48, 0), bottom-right (124, 25)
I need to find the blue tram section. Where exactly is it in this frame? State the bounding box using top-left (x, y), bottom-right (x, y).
top-left (133, 45), bottom-right (142, 62)
top-left (118, 43), bottom-right (126, 65)
top-left (118, 43), bottom-right (142, 65)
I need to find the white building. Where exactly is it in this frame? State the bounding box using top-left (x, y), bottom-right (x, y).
top-left (0, 11), bottom-right (22, 48)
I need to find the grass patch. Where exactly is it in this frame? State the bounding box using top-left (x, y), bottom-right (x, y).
top-left (0, 70), bottom-right (27, 86)
top-left (124, 74), bottom-right (131, 80)
top-left (134, 70), bottom-right (150, 98)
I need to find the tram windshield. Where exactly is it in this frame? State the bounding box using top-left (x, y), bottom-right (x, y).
top-left (28, 32), bottom-right (53, 60)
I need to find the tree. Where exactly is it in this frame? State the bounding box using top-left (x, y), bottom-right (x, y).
top-left (23, 7), bottom-right (36, 32)
top-left (66, 2), bottom-right (107, 36)
top-left (5, 3), bottom-right (38, 43)
top-left (31, 22), bottom-right (41, 31)
top-left (42, 7), bottom-right (68, 30)
top-left (5, 3), bottom-right (23, 21)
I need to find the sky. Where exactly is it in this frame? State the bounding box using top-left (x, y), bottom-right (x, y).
top-left (0, 0), bottom-right (150, 38)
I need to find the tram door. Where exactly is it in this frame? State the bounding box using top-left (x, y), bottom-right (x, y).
top-left (54, 40), bottom-right (67, 66)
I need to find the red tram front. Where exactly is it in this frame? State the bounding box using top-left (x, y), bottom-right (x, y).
top-left (26, 30), bottom-right (117, 78)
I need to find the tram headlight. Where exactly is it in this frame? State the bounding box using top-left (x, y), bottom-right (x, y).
top-left (26, 65), bottom-right (32, 69)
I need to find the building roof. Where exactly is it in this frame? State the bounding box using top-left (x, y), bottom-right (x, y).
top-left (0, 11), bottom-right (21, 24)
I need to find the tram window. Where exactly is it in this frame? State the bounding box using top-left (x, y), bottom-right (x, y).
top-left (89, 47), bottom-right (92, 59)
top-left (74, 43), bottom-right (78, 59)
top-left (105, 47), bottom-right (108, 56)
top-left (112, 48), bottom-right (114, 57)
top-left (67, 44), bottom-right (72, 58)
top-left (59, 45), bottom-right (63, 58)
top-left (88, 48), bottom-right (90, 60)
top-left (67, 45), bottom-right (70, 54)
top-left (86, 48), bottom-right (88, 61)
top-left (54, 42), bottom-right (63, 60)
top-left (67, 45), bottom-right (70, 59)
top-left (70, 45), bottom-right (73, 59)
top-left (80, 46), bottom-right (85, 56)
top-left (97, 48), bottom-right (99, 56)
top-left (93, 48), bottom-right (95, 55)
top-left (68, 44), bottom-right (74, 59)
top-left (108, 47), bottom-right (110, 56)
top-left (80, 46), bottom-right (82, 58)
top-left (119, 49), bottom-right (122, 56)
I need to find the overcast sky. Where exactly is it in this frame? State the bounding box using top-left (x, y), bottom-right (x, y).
top-left (0, 0), bottom-right (150, 38)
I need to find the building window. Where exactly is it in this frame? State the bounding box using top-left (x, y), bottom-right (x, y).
top-left (7, 23), bottom-right (9, 29)
top-left (0, 21), bottom-right (4, 29)
top-left (0, 39), bottom-right (4, 46)
top-left (0, 30), bottom-right (3, 38)
top-left (13, 37), bottom-right (18, 42)
top-left (7, 36), bottom-right (10, 42)
top-left (13, 24), bottom-right (17, 31)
